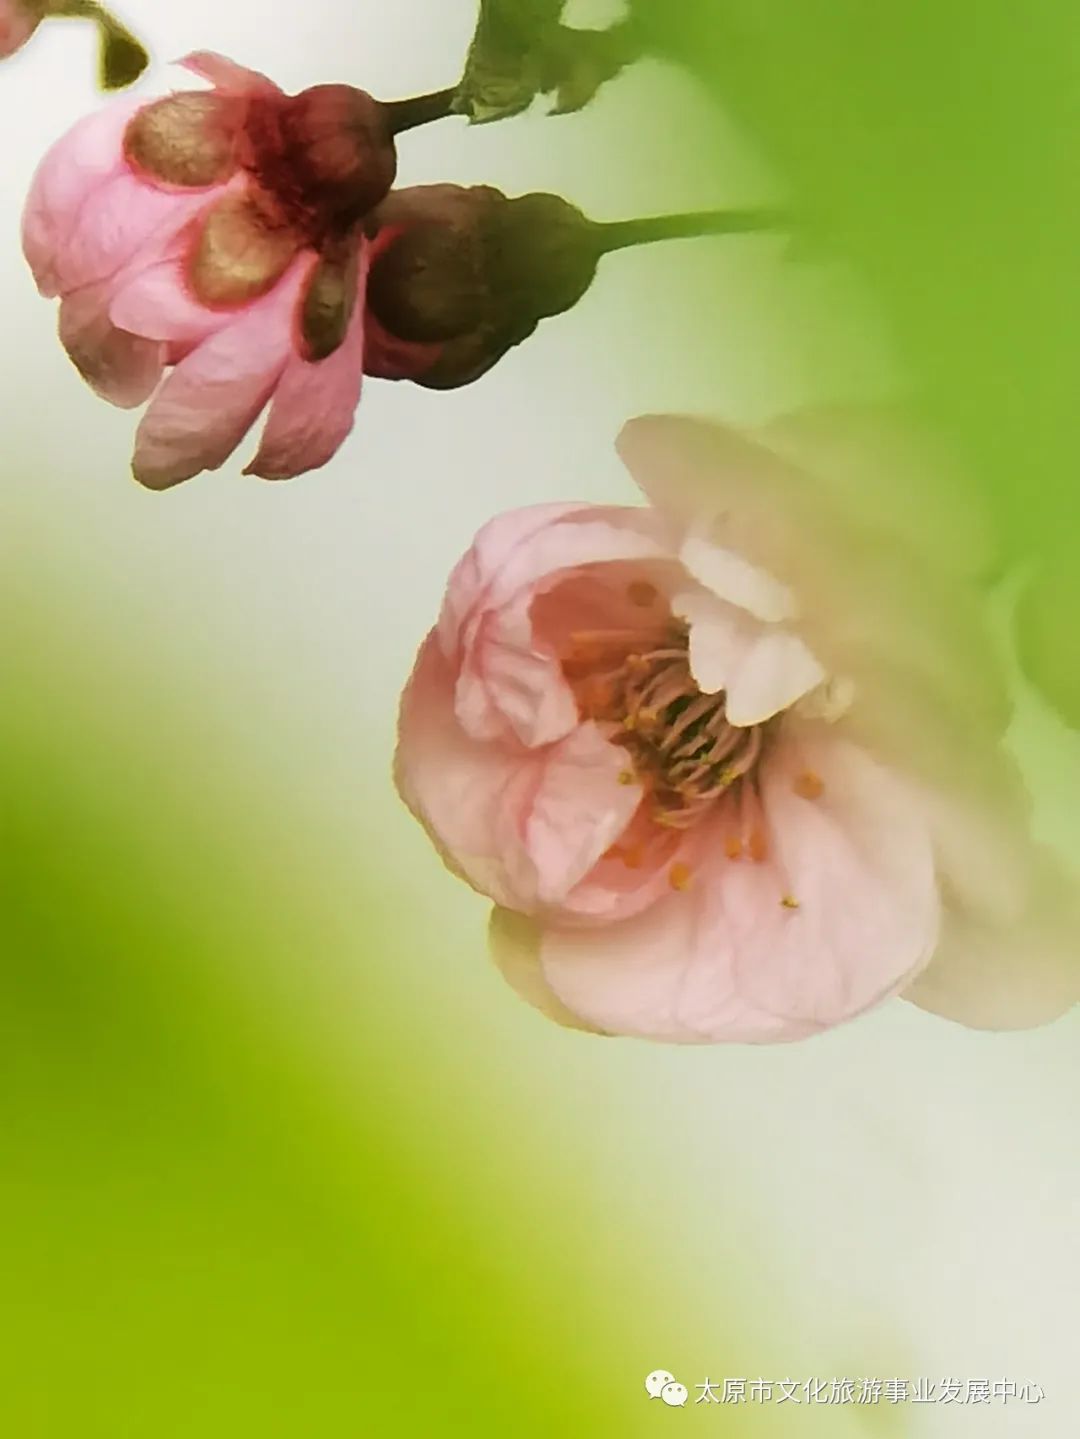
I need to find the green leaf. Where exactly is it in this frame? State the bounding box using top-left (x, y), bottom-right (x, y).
top-left (455, 0), bottom-right (642, 123)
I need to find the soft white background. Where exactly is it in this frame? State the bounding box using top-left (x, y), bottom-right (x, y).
top-left (2, 1), bottom-right (1077, 1432)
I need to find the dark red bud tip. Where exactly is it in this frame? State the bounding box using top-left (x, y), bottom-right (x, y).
top-left (277, 85), bottom-right (398, 224)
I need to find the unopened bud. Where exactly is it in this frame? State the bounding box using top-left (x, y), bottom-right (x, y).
top-left (365, 184), bottom-right (602, 388)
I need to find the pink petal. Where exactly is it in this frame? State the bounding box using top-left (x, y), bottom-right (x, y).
top-left (477, 509), bottom-right (670, 616)
top-left (244, 247), bottom-right (368, 480)
top-left (52, 174), bottom-right (212, 298)
top-left (524, 726), bottom-right (643, 905)
top-left (489, 908), bottom-right (608, 1035)
top-left (22, 97), bottom-right (145, 296)
top-left (561, 806), bottom-right (694, 927)
top-left (453, 600), bottom-right (580, 748)
top-left (724, 732), bottom-right (940, 1023)
top-left (448, 513), bottom-right (671, 751)
top-left (395, 636), bottom-right (642, 912)
top-left (539, 731), bottom-right (940, 1043)
top-left (132, 260), bottom-right (310, 489)
top-left (109, 253), bottom-right (231, 348)
top-left (179, 51), bottom-right (282, 96)
top-left (58, 280), bottom-right (164, 408)
top-left (437, 503), bottom-right (592, 659)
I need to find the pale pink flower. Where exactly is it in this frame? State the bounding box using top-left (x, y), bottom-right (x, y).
top-left (396, 413), bottom-right (1078, 1042)
top-left (22, 53), bottom-right (398, 487)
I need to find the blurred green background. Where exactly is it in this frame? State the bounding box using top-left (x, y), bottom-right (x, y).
top-left (2, 2), bottom-right (1077, 1435)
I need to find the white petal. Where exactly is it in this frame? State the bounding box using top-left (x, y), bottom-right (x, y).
top-left (678, 533), bottom-right (797, 622)
top-left (674, 588), bottom-right (825, 724)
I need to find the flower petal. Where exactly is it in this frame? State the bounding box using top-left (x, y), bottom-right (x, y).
top-left (759, 405), bottom-right (995, 582)
top-left (674, 587), bottom-right (825, 725)
top-left (51, 173), bottom-right (211, 297)
top-left (489, 907), bottom-right (608, 1034)
top-left (109, 253), bottom-right (230, 347)
top-left (244, 246), bottom-right (368, 480)
top-left (539, 730), bottom-right (940, 1043)
top-left (132, 259), bottom-right (311, 489)
top-left (437, 504), bottom-right (593, 659)
top-left (22, 97), bottom-right (146, 296)
top-left (396, 636), bottom-right (642, 911)
top-left (453, 600), bottom-right (580, 748)
top-left (179, 50), bottom-right (282, 96)
top-left (619, 413), bottom-right (1008, 761)
top-left (58, 280), bottom-right (164, 408)
top-left (678, 535), bottom-right (797, 622)
top-left (904, 860), bottom-right (1079, 1030)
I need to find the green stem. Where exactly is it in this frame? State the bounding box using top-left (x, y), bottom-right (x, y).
top-left (596, 209), bottom-right (788, 253)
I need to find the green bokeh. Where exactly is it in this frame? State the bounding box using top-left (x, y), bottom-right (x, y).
top-left (2, 563), bottom-right (782, 1435)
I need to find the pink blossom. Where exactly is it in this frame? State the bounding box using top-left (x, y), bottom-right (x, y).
top-left (396, 413), bottom-right (1078, 1042)
top-left (22, 53), bottom-right (395, 487)
top-left (0, 0), bottom-right (39, 57)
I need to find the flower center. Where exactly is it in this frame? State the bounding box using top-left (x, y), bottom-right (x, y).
top-left (563, 610), bottom-right (769, 832)
top-left (241, 86), bottom-right (397, 241)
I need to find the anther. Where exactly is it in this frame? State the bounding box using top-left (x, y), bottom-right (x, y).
top-left (749, 828), bottom-right (769, 863)
top-left (724, 836), bottom-right (743, 860)
top-left (669, 862), bottom-right (693, 892)
top-left (793, 770), bottom-right (824, 800)
top-left (780, 895), bottom-right (800, 910)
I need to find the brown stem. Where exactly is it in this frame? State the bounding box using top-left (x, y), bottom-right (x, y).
top-left (383, 87), bottom-right (460, 136)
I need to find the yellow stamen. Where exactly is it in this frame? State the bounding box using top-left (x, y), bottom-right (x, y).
top-left (793, 770), bottom-right (825, 800)
top-left (724, 835), bottom-right (743, 860)
top-left (669, 862), bottom-right (692, 892)
top-left (780, 894), bottom-right (800, 910)
top-left (617, 769), bottom-right (636, 786)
